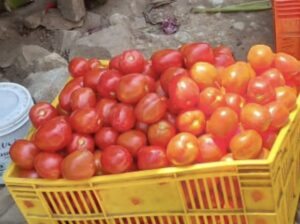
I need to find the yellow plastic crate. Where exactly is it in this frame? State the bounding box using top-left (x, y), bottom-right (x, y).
top-left (4, 60), bottom-right (300, 224)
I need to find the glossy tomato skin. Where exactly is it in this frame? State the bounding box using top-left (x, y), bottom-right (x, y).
top-left (176, 110), bottom-right (206, 136)
top-left (29, 102), bottom-right (58, 128)
top-left (119, 50), bottom-right (146, 74)
top-left (10, 140), bottom-right (40, 169)
top-left (109, 103), bottom-right (136, 132)
top-left (247, 77), bottom-right (276, 105)
top-left (167, 133), bottom-right (200, 166)
top-left (198, 87), bottom-right (226, 116)
top-left (56, 104), bottom-right (70, 116)
top-left (62, 149), bottom-right (95, 180)
top-left (261, 68), bottom-right (285, 88)
top-left (151, 49), bottom-right (183, 74)
top-left (109, 54), bottom-right (121, 71)
top-left (18, 169), bottom-right (39, 178)
top-left (267, 102), bottom-right (289, 130)
top-left (148, 120), bottom-right (176, 148)
top-left (67, 133), bottom-right (95, 154)
top-left (34, 152), bottom-right (63, 179)
top-left (97, 69), bottom-right (122, 99)
top-left (213, 46), bottom-right (233, 56)
top-left (137, 146), bottom-right (168, 170)
top-left (95, 98), bottom-right (117, 126)
top-left (214, 54), bottom-right (235, 68)
top-left (101, 145), bottom-right (133, 174)
top-left (273, 53), bottom-right (300, 80)
top-left (190, 62), bottom-right (218, 90)
top-left (34, 116), bottom-right (72, 152)
top-left (135, 121), bottom-right (149, 134)
top-left (224, 93), bottom-right (245, 114)
top-left (68, 57), bottom-right (89, 78)
top-left (143, 61), bottom-right (159, 80)
top-left (70, 87), bottom-right (97, 111)
top-left (135, 93), bottom-right (167, 124)
top-left (247, 45), bottom-right (274, 73)
top-left (95, 127), bottom-right (119, 150)
top-left (117, 130), bottom-right (147, 157)
top-left (93, 150), bottom-right (102, 175)
top-left (87, 58), bottom-right (101, 70)
top-left (276, 86), bottom-right (297, 111)
top-left (160, 67), bottom-right (189, 93)
top-left (155, 81), bottom-right (167, 97)
top-left (83, 68), bottom-right (106, 91)
top-left (262, 131), bottom-right (277, 149)
top-left (70, 108), bottom-right (102, 134)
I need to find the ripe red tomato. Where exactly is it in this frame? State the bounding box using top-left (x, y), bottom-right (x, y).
top-left (34, 116), bottom-right (72, 152)
top-left (148, 120), bottom-right (176, 148)
top-left (155, 81), bottom-right (167, 97)
top-left (214, 54), bottom-right (235, 68)
top-left (230, 130), bottom-right (262, 160)
top-left (68, 57), bottom-right (89, 78)
top-left (176, 110), bottom-right (206, 135)
top-left (29, 102), bottom-right (58, 128)
top-left (190, 62), bottom-right (218, 90)
top-left (224, 93), bottom-right (245, 114)
top-left (109, 54), bottom-right (121, 71)
top-left (83, 68), bottom-right (106, 91)
top-left (135, 121), bottom-right (149, 134)
top-left (275, 86), bottom-right (297, 111)
top-left (70, 87), bottom-right (97, 111)
top-left (198, 87), bottom-right (226, 116)
top-left (240, 103), bottom-right (271, 132)
top-left (101, 145), bottom-right (133, 174)
top-left (135, 93), bottom-right (167, 124)
top-left (142, 61), bottom-right (159, 80)
top-left (97, 69), bottom-right (122, 99)
top-left (273, 53), bottom-right (300, 80)
top-left (247, 76), bottom-right (276, 105)
top-left (119, 50), bottom-right (146, 74)
top-left (67, 133), bottom-right (95, 154)
top-left (93, 150), bottom-right (102, 175)
top-left (87, 58), bottom-right (101, 70)
top-left (213, 45), bottom-right (233, 56)
top-left (261, 131), bottom-right (277, 149)
top-left (95, 127), bottom-right (119, 150)
top-left (167, 133), bottom-right (200, 166)
top-left (267, 102), bottom-right (289, 130)
top-left (160, 67), bottom-right (189, 93)
top-left (137, 146), bottom-right (168, 170)
top-left (56, 103), bottom-right (70, 116)
top-left (258, 148), bottom-right (270, 159)
top-left (62, 149), bottom-right (95, 180)
top-left (247, 45), bottom-right (274, 72)
top-left (109, 103), bottom-right (136, 132)
top-left (261, 68), bottom-right (285, 88)
top-left (164, 112), bottom-right (177, 125)
top-left (70, 108), bottom-right (102, 134)
top-left (18, 169), bottom-right (39, 179)
top-left (206, 107), bottom-right (239, 139)
top-left (117, 130), bottom-right (147, 157)
top-left (10, 140), bottom-right (40, 169)
top-left (34, 152), bottom-right (63, 179)
top-left (95, 98), bottom-right (117, 126)
top-left (151, 49), bottom-right (183, 74)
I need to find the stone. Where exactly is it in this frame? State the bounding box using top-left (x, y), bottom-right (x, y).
top-left (23, 12), bottom-right (42, 29)
top-left (57, 0), bottom-right (86, 22)
top-left (69, 45), bottom-right (111, 60)
top-left (52, 30), bottom-right (81, 54)
top-left (0, 39), bottom-right (21, 68)
top-left (34, 53), bottom-right (68, 72)
top-left (109, 13), bottom-right (129, 26)
top-left (233, 21), bottom-right (245, 31)
top-left (175, 31), bottom-right (192, 43)
top-left (78, 12), bottom-right (106, 33)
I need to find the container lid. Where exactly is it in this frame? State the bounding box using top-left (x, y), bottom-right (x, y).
top-left (0, 82), bottom-right (33, 136)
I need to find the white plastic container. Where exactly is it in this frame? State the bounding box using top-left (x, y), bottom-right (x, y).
top-left (0, 82), bottom-right (33, 184)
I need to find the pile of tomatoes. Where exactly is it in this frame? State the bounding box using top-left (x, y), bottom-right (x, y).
top-left (9, 43), bottom-right (300, 180)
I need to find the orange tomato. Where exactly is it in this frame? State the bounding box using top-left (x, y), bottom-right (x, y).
top-left (190, 62), bottom-right (218, 90)
top-left (247, 44), bottom-right (274, 72)
top-left (275, 86), bottom-right (297, 111)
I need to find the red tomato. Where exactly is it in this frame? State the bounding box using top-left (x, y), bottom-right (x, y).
top-left (206, 107), bottom-right (239, 139)
top-left (101, 145), bottom-right (133, 174)
top-left (97, 69), bottom-right (122, 99)
top-left (247, 45), bottom-right (274, 72)
top-left (230, 130), bottom-right (262, 160)
top-left (213, 46), bottom-right (233, 56)
top-left (119, 50), bottom-right (146, 74)
top-left (93, 150), bottom-right (102, 175)
top-left (95, 127), bottom-right (119, 150)
top-left (267, 102), bottom-right (289, 130)
top-left (34, 116), bottom-right (72, 152)
top-left (273, 53), bottom-right (300, 80)
top-left (68, 57), bottom-right (89, 78)
top-left (261, 68), bottom-right (285, 88)
top-left (240, 103), bottom-right (271, 132)
top-left (198, 87), bottom-right (226, 116)
top-left (135, 93), bottom-right (167, 124)
top-left (62, 149), bottom-right (95, 180)
top-left (117, 130), bottom-right (147, 157)
top-left (95, 98), bottom-right (117, 126)
top-left (176, 110), bottom-right (206, 135)
top-left (155, 81), bottom-right (167, 97)
top-left (214, 54), bottom-right (235, 68)
top-left (167, 133), bottom-right (200, 166)
top-left (109, 103), bottom-right (136, 132)
top-left (83, 68), bottom-right (106, 91)
top-left (164, 112), bottom-right (177, 125)
top-left (258, 148), bottom-right (270, 159)
top-left (67, 133), bottom-right (95, 154)
top-left (190, 62), bottom-right (218, 90)
top-left (160, 67), bottom-right (189, 93)
top-left (142, 61), bottom-right (159, 80)
top-left (148, 120), bottom-right (176, 148)
top-left (70, 108), bottom-right (102, 134)
top-left (10, 140), bottom-right (40, 169)
top-left (224, 93), bottom-right (245, 114)
top-left (70, 87), bottom-right (97, 111)
top-left (34, 152), bottom-right (63, 179)
top-left (137, 146), bottom-right (168, 170)
top-left (135, 121), bottom-right (149, 134)
top-left (87, 58), bottom-right (101, 70)
top-left (151, 49), bottom-right (183, 74)
top-left (247, 76), bottom-right (276, 105)
top-left (261, 131), bottom-right (277, 149)
top-left (18, 169), bottom-right (39, 179)
top-left (275, 86), bottom-right (297, 111)
top-left (29, 102), bottom-right (58, 128)
top-left (109, 54), bottom-right (121, 71)
top-left (56, 103), bottom-right (70, 116)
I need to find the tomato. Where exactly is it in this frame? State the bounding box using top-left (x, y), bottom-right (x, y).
top-left (67, 133), bottom-right (95, 154)
top-left (83, 68), bottom-right (106, 91)
top-left (176, 110), bottom-right (206, 135)
top-left (148, 120), bottom-right (176, 148)
top-left (224, 93), bottom-right (245, 114)
top-left (258, 148), bottom-right (270, 159)
top-left (59, 77), bottom-right (84, 111)
top-left (206, 107), bottom-right (239, 139)
top-left (70, 108), bottom-right (102, 134)
top-left (275, 86), bottom-right (297, 111)
top-left (267, 102), bottom-right (289, 130)
top-left (230, 130), bottom-right (262, 160)
top-left (97, 69), bottom-right (122, 99)
top-left (151, 49), bottom-right (183, 74)
top-left (68, 57), bottom-right (89, 78)
top-left (273, 53), bottom-right (300, 80)
top-left (117, 130), bottom-right (147, 157)
top-left (164, 112), bottom-right (177, 125)
top-left (109, 54), bottom-right (121, 71)
top-left (87, 58), bottom-right (101, 70)
top-left (261, 131), bottom-right (277, 149)
top-left (62, 149), bottom-right (95, 180)
top-left (167, 133), bottom-right (199, 166)
top-left (190, 62), bottom-right (218, 90)
top-left (169, 75), bottom-right (199, 110)
top-left (160, 67), bottom-right (189, 93)
top-left (29, 102), bottom-right (58, 128)
top-left (109, 103), bottom-right (136, 132)
top-left (34, 152), bottom-right (63, 179)
top-left (135, 121), bottom-right (149, 134)
top-left (142, 61), bottom-right (159, 80)
top-left (10, 140), bottom-right (40, 169)
top-left (101, 145), bottom-right (133, 174)
top-left (95, 98), bottom-right (117, 126)
top-left (155, 81), bottom-right (167, 97)
top-left (214, 54), bottom-right (235, 68)
top-left (261, 68), bottom-right (285, 88)
top-left (95, 127), bottom-right (119, 149)
top-left (247, 45), bottom-right (274, 72)
top-left (119, 50), bottom-right (146, 74)
top-left (70, 87), bottom-right (97, 111)
top-left (93, 150), bottom-right (102, 175)
top-left (137, 146), bottom-right (168, 170)
top-left (135, 93), bottom-right (167, 124)
top-left (56, 103), bottom-right (70, 116)
top-left (221, 153), bottom-right (234, 162)
top-left (198, 87), bottom-right (226, 116)
top-left (18, 169), bottom-right (39, 178)
top-left (240, 103), bottom-right (271, 132)
top-left (247, 76), bottom-right (276, 105)
top-left (213, 46), bottom-right (233, 56)
top-left (34, 116), bottom-right (72, 152)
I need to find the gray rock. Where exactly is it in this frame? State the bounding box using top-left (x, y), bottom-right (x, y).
top-left (0, 39), bottom-right (21, 68)
top-left (233, 21), bottom-right (245, 31)
top-left (109, 13), bottom-right (129, 26)
top-left (53, 30), bottom-right (81, 54)
top-left (79, 12), bottom-right (104, 33)
top-left (34, 53), bottom-right (68, 72)
top-left (69, 45), bottom-right (111, 60)
top-left (23, 12), bottom-right (42, 29)
top-left (175, 31), bottom-right (192, 43)
top-left (57, 0), bottom-right (86, 22)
